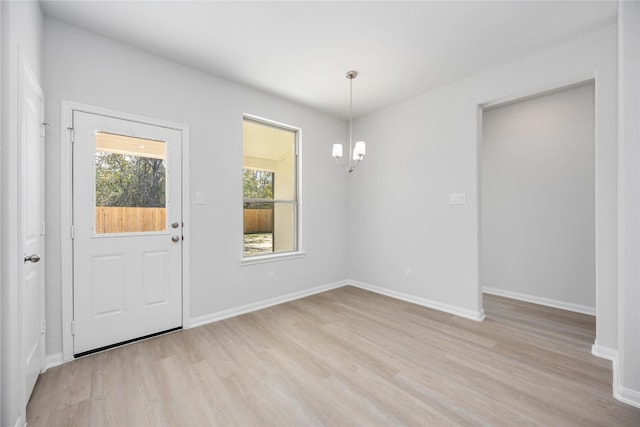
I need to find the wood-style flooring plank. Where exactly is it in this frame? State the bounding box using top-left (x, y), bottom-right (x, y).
top-left (27, 286), bottom-right (640, 426)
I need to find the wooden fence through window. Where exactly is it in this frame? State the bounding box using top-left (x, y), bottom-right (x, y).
top-left (96, 207), bottom-right (274, 234)
top-left (95, 206), bottom-right (166, 234)
top-left (243, 209), bottom-right (273, 234)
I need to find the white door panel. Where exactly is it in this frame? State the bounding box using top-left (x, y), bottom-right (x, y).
top-left (20, 57), bottom-right (45, 404)
top-left (72, 111), bottom-right (182, 355)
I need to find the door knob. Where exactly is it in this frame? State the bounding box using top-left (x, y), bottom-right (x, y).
top-left (171, 236), bottom-right (180, 242)
top-left (24, 254), bottom-right (41, 263)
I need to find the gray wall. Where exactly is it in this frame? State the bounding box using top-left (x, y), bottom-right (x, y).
top-left (481, 83), bottom-right (595, 312)
top-left (43, 18), bottom-right (349, 357)
top-left (349, 25), bottom-right (617, 349)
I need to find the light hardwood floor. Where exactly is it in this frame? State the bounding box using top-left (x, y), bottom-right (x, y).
top-left (27, 286), bottom-right (640, 426)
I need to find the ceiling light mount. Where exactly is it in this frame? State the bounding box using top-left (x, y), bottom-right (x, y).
top-left (332, 70), bottom-right (366, 173)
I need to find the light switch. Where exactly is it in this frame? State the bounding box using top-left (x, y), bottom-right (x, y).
top-left (449, 193), bottom-right (466, 205)
top-left (196, 192), bottom-right (205, 205)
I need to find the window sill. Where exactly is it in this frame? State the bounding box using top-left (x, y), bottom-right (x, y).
top-left (241, 251), bottom-right (306, 266)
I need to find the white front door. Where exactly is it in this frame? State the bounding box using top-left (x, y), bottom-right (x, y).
top-left (72, 111), bottom-right (183, 355)
top-left (21, 57), bottom-right (45, 402)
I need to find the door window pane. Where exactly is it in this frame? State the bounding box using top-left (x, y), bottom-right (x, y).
top-left (94, 132), bottom-right (167, 234)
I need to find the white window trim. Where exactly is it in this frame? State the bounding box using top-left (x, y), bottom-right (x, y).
top-left (241, 251), bottom-right (306, 266)
top-left (242, 114), bottom-right (303, 263)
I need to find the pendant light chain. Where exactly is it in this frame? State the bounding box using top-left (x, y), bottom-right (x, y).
top-left (348, 74), bottom-right (354, 170)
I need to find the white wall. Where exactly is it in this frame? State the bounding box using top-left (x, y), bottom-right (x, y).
top-left (617, 0), bottom-right (640, 408)
top-left (43, 18), bottom-right (349, 357)
top-left (1, 1), bottom-right (43, 425)
top-left (481, 83), bottom-right (595, 313)
top-left (350, 26), bottom-right (617, 348)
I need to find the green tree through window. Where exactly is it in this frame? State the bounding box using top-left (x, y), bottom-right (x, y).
top-left (95, 152), bottom-right (166, 208)
top-left (242, 169), bottom-right (273, 200)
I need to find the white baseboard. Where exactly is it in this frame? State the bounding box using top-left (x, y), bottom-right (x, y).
top-left (45, 352), bottom-right (65, 371)
top-left (483, 287), bottom-right (596, 316)
top-left (590, 343), bottom-right (640, 409)
top-left (591, 342), bottom-right (617, 361)
top-left (189, 280), bottom-right (348, 328)
top-left (615, 383), bottom-right (640, 409)
top-left (348, 280), bottom-right (485, 322)
top-left (190, 279), bottom-right (484, 329)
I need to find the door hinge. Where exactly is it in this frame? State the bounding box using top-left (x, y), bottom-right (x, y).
top-left (41, 122), bottom-right (49, 137)
top-left (70, 225), bottom-right (75, 239)
top-left (41, 320), bottom-right (46, 334)
top-left (68, 127), bottom-right (74, 143)
top-left (71, 321), bottom-right (76, 335)
top-left (41, 222), bottom-right (46, 236)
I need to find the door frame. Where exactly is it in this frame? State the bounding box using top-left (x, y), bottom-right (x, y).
top-left (60, 101), bottom-right (190, 362)
top-left (475, 75), bottom-right (600, 342)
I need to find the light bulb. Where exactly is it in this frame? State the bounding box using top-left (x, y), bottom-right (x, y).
top-left (332, 144), bottom-right (343, 158)
top-left (353, 141), bottom-right (366, 159)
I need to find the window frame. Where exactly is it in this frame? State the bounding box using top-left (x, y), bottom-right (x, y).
top-left (241, 114), bottom-right (304, 264)
top-left (93, 131), bottom-right (169, 236)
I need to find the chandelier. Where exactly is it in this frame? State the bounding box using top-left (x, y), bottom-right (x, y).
top-left (332, 70), bottom-right (366, 173)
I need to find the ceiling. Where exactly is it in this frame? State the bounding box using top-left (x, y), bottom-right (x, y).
top-left (40, 1), bottom-right (617, 120)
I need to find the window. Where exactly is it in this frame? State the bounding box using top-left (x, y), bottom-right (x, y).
top-left (94, 132), bottom-right (167, 234)
top-left (242, 117), bottom-right (298, 258)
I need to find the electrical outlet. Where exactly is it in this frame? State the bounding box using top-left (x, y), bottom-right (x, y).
top-left (406, 268), bottom-right (413, 279)
top-left (449, 193), bottom-right (466, 205)
top-left (268, 272), bottom-right (276, 282)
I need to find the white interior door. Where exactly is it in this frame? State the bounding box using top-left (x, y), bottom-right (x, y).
top-left (72, 111), bottom-right (182, 355)
top-left (21, 56), bottom-right (45, 403)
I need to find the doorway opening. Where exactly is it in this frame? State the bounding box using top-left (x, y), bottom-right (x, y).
top-left (479, 82), bottom-right (596, 322)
